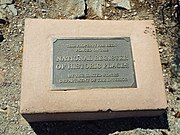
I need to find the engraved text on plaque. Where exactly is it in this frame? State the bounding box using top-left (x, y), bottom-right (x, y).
top-left (52, 38), bottom-right (136, 90)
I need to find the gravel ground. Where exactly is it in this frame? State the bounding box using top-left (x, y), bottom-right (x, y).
top-left (0, 0), bottom-right (180, 135)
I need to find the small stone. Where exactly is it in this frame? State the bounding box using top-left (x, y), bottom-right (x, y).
top-left (22, 0), bottom-right (30, 3)
top-left (106, 3), bottom-right (110, 8)
top-left (104, 16), bottom-right (108, 19)
top-left (159, 48), bottom-right (163, 53)
top-left (41, 9), bottom-right (47, 12)
top-left (161, 131), bottom-right (168, 135)
top-left (54, 0), bottom-right (85, 19)
top-left (171, 63), bottom-right (180, 77)
top-left (112, 0), bottom-right (131, 10)
top-left (1, 4), bottom-right (6, 9)
top-left (87, 0), bottom-right (105, 18)
top-left (8, 4), bottom-right (18, 16)
top-left (172, 111), bottom-right (176, 116)
top-left (175, 111), bottom-right (180, 118)
top-left (133, 12), bottom-right (137, 16)
top-left (19, 41), bottom-right (23, 45)
top-left (139, 0), bottom-right (144, 2)
top-left (0, 7), bottom-right (6, 20)
top-left (36, 0), bottom-right (46, 4)
top-left (0, 0), bottom-right (13, 5)
top-left (164, 47), bottom-right (168, 51)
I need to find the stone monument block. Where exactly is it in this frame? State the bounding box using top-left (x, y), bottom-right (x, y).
top-left (20, 19), bottom-right (167, 122)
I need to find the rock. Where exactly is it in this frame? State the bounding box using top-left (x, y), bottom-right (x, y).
top-left (104, 15), bottom-right (108, 19)
top-left (106, 3), bottom-right (110, 8)
top-left (22, 0), bottom-right (30, 3)
top-left (112, 0), bottom-right (131, 10)
top-left (87, 0), bottom-right (105, 18)
top-left (22, 0), bottom-right (46, 4)
top-left (0, 6), bottom-right (6, 20)
top-left (0, 0), bottom-right (13, 5)
top-left (175, 111), bottom-right (180, 118)
top-left (159, 48), bottom-right (163, 53)
top-left (36, 0), bottom-right (46, 4)
top-left (1, 4), bottom-right (6, 9)
top-left (133, 12), bottom-right (137, 16)
top-left (8, 4), bottom-right (17, 16)
top-left (54, 0), bottom-right (85, 19)
top-left (171, 63), bottom-right (180, 77)
top-left (0, 70), bottom-right (4, 84)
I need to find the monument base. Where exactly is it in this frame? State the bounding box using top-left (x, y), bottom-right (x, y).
top-left (20, 19), bottom-right (167, 122)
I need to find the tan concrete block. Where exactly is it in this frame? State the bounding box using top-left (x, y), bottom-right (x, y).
top-left (20, 19), bottom-right (167, 122)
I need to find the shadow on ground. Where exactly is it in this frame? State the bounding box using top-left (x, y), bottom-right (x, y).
top-left (30, 113), bottom-right (169, 135)
top-left (172, 35), bottom-right (180, 80)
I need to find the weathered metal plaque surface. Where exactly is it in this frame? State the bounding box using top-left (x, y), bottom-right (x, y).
top-left (52, 38), bottom-right (136, 90)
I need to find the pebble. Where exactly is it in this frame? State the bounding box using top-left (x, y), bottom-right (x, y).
top-left (87, 0), bottom-right (105, 18)
top-left (104, 15), bottom-right (108, 19)
top-left (133, 12), bottom-right (137, 16)
top-left (175, 111), bottom-right (180, 118)
top-left (159, 48), bottom-right (163, 53)
top-left (22, 0), bottom-right (46, 4)
top-left (54, 0), bottom-right (86, 19)
top-left (38, 0), bottom-right (46, 4)
top-left (0, 0), bottom-right (13, 5)
top-left (8, 4), bottom-right (18, 16)
top-left (112, 0), bottom-right (131, 10)
top-left (171, 63), bottom-right (180, 77)
top-left (106, 3), bottom-right (110, 8)
top-left (0, 9), bottom-right (6, 21)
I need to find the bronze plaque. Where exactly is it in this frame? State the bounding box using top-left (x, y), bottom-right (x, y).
top-left (52, 38), bottom-right (136, 90)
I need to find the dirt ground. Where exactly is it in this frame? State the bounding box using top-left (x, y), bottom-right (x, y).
top-left (0, 0), bottom-right (180, 135)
